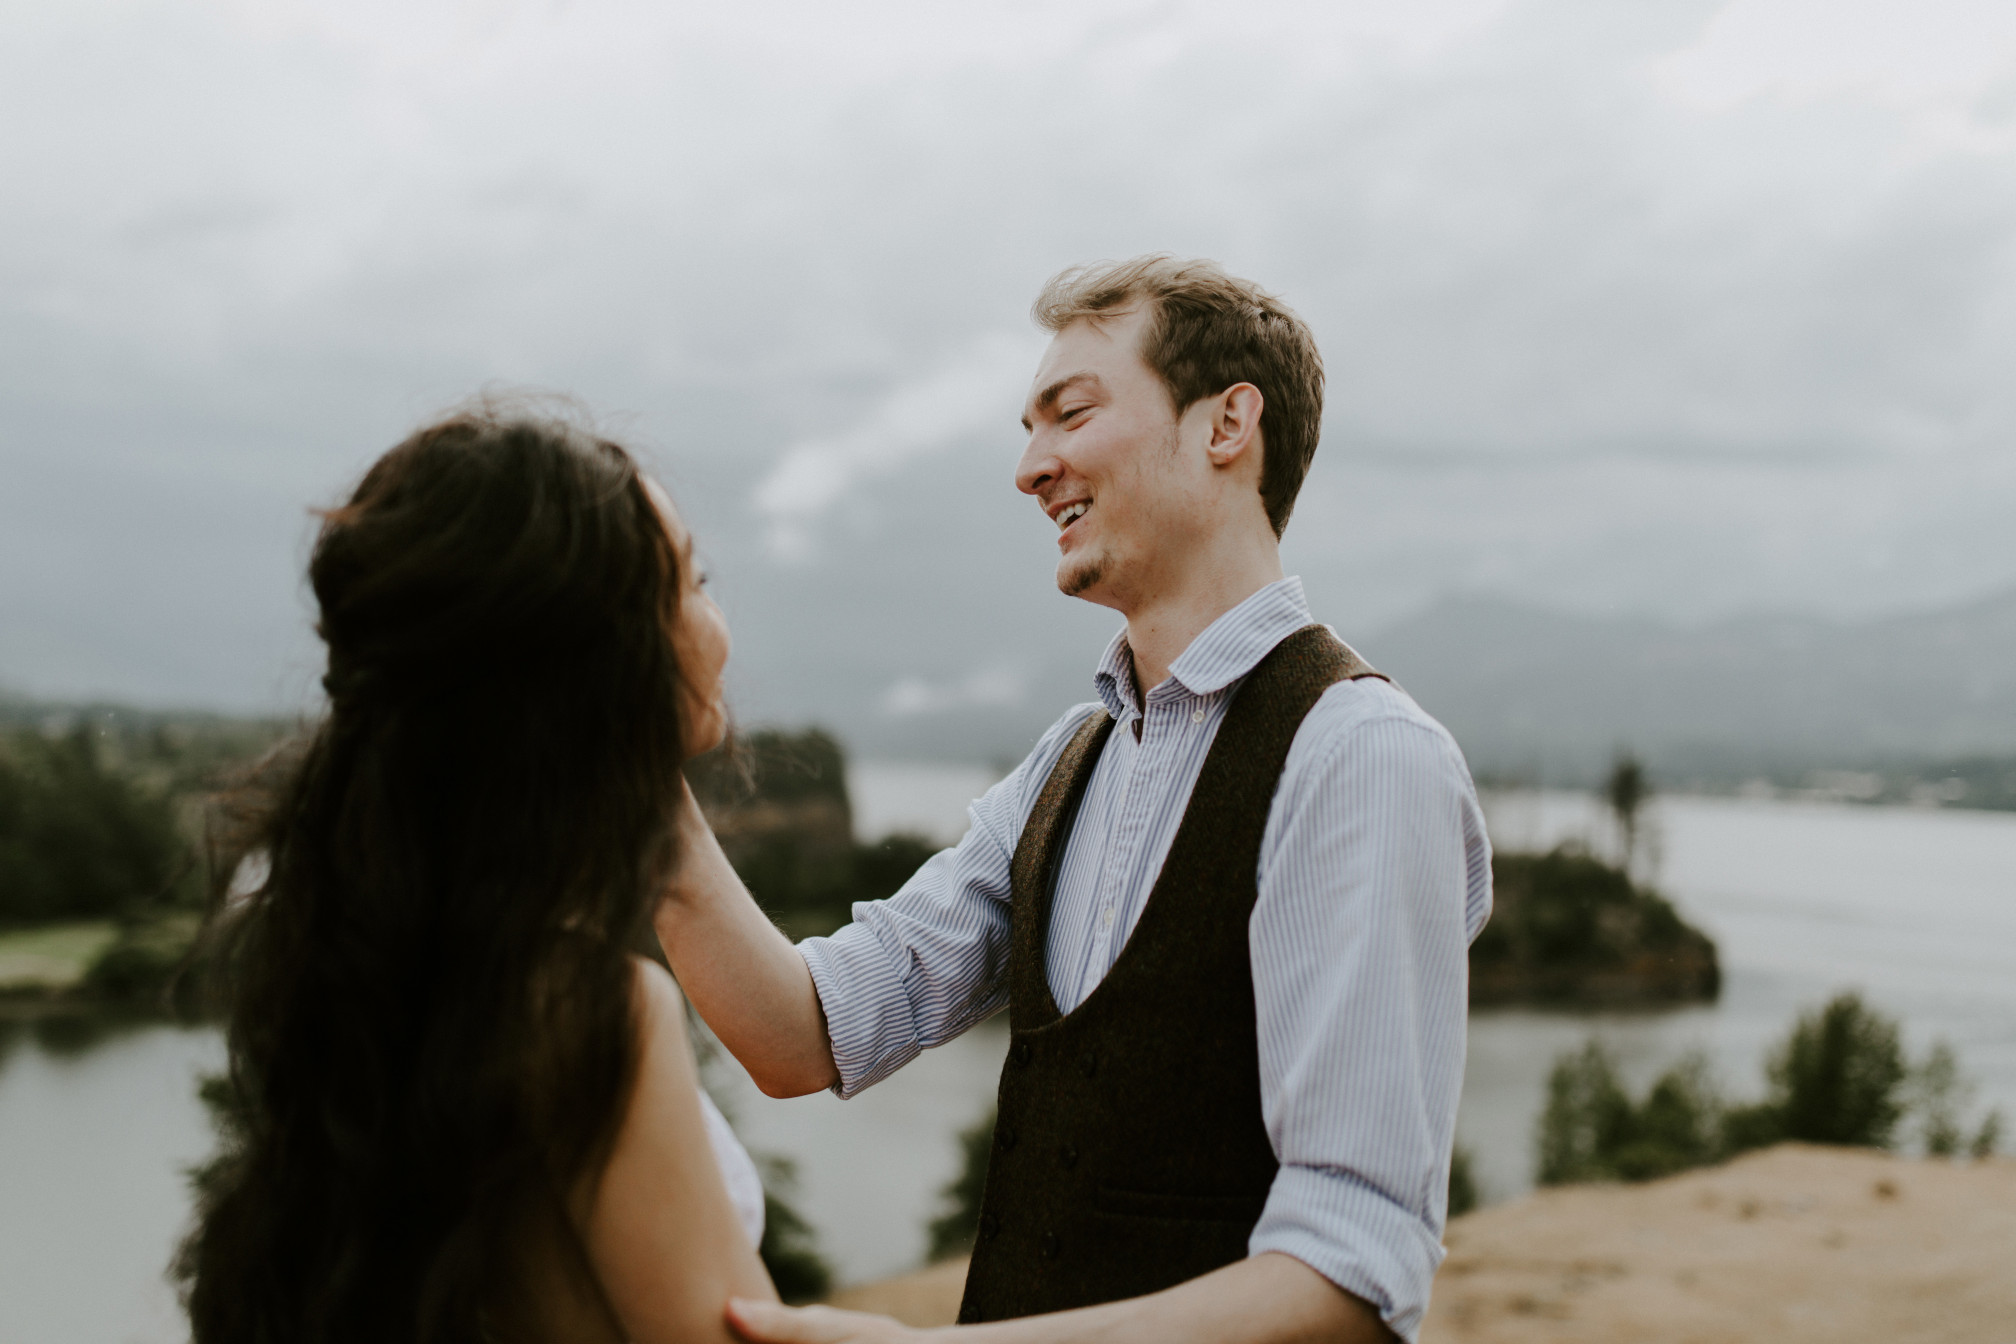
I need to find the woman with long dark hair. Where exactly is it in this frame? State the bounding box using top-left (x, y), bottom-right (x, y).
top-left (179, 407), bottom-right (777, 1342)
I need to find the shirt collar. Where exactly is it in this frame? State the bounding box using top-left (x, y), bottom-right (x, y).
top-left (1093, 576), bottom-right (1314, 718)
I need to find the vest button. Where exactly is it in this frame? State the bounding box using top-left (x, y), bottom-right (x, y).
top-left (1060, 1143), bottom-right (1078, 1169)
top-left (1041, 1232), bottom-right (1060, 1259)
top-left (1080, 1051), bottom-right (1099, 1078)
top-left (979, 1213), bottom-right (1000, 1241)
top-left (1013, 1041), bottom-right (1033, 1067)
top-left (998, 1125), bottom-right (1018, 1151)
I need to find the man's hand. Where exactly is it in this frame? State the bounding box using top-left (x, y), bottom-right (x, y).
top-left (726, 1298), bottom-right (926, 1344)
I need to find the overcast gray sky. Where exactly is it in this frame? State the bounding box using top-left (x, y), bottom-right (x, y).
top-left (5, 0), bottom-right (2016, 742)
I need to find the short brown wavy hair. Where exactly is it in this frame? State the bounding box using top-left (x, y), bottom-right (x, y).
top-left (1032, 255), bottom-right (1324, 536)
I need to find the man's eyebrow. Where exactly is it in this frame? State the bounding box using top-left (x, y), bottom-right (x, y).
top-left (1021, 372), bottom-right (1104, 431)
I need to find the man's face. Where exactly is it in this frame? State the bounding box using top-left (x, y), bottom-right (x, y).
top-left (1017, 307), bottom-right (1204, 611)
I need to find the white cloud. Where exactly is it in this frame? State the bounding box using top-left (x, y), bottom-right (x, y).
top-left (751, 333), bottom-right (1042, 561)
top-left (8, 0), bottom-right (2016, 718)
top-left (1658, 0), bottom-right (2016, 112)
top-left (880, 667), bottom-right (1030, 718)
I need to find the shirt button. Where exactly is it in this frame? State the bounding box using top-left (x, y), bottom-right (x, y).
top-left (998, 1125), bottom-right (1018, 1151)
top-left (1101, 906), bottom-right (1114, 929)
top-left (1191, 705), bottom-right (1205, 723)
top-left (1013, 1040), bottom-right (1033, 1067)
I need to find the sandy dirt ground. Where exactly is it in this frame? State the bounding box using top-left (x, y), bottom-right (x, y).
top-left (827, 1146), bottom-right (2016, 1342)
top-left (1424, 1144), bottom-right (2015, 1344)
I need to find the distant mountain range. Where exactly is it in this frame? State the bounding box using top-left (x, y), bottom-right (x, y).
top-left (11, 587), bottom-right (2015, 790)
top-left (814, 586), bottom-right (2016, 784)
top-left (1355, 587), bottom-right (2016, 783)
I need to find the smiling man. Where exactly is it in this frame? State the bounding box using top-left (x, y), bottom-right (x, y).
top-left (656, 256), bottom-right (1491, 1344)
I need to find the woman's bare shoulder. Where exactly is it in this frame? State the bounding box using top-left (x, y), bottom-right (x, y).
top-left (630, 953), bottom-right (685, 1013)
top-left (627, 955), bottom-right (700, 1078)
top-left (586, 956), bottom-right (774, 1341)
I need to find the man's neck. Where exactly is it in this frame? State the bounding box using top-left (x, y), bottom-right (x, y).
top-left (1120, 544), bottom-right (1286, 693)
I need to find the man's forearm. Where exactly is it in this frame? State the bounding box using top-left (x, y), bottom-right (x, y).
top-left (947, 1254), bottom-right (1392, 1344)
top-left (656, 783), bottom-right (840, 1097)
top-left (727, 1252), bottom-right (1395, 1344)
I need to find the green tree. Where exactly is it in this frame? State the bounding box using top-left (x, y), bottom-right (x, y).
top-left (1718, 995), bottom-right (1912, 1158)
top-left (1910, 1040), bottom-right (1972, 1157)
top-left (1767, 992), bottom-right (1907, 1148)
top-left (1608, 1055), bottom-right (1720, 1180)
top-left (1604, 753), bottom-right (1648, 875)
top-left (1537, 1043), bottom-right (1721, 1185)
top-left (1971, 1110), bottom-right (2004, 1161)
top-left (0, 727), bottom-right (192, 924)
top-left (1541, 995), bottom-right (1989, 1188)
top-left (83, 909), bottom-right (204, 1010)
top-left (1537, 1042), bottom-right (1636, 1184)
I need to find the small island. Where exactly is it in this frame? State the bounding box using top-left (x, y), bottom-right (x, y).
top-left (1469, 758), bottom-right (1719, 1006)
top-left (1470, 845), bottom-right (1719, 1005)
top-left (687, 728), bottom-right (940, 941)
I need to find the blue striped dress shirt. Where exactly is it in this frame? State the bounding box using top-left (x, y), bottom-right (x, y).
top-left (798, 577), bottom-right (1492, 1342)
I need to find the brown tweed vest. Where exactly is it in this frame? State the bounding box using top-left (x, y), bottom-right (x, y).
top-left (958, 625), bottom-right (1386, 1322)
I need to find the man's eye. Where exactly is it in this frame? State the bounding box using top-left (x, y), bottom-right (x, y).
top-left (1060, 406), bottom-right (1088, 423)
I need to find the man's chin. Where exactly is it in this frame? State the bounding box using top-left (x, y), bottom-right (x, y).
top-left (1057, 554), bottom-right (1107, 599)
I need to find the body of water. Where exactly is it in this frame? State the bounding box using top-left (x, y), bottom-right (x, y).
top-left (0, 1016), bottom-right (221, 1344)
top-left (3, 777), bottom-right (2012, 1335)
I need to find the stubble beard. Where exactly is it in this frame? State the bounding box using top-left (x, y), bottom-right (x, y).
top-left (1058, 552), bottom-right (1105, 598)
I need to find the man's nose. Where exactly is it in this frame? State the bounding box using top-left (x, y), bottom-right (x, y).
top-left (1015, 434), bottom-right (1061, 498)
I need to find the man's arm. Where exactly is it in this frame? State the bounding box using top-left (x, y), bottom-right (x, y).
top-left (1242, 694), bottom-right (1490, 1339)
top-left (655, 780), bottom-right (839, 1097)
top-left (726, 1252), bottom-right (1393, 1344)
top-left (666, 704), bottom-right (1101, 1102)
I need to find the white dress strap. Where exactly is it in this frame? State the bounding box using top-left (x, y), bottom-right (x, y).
top-left (698, 1090), bottom-right (767, 1249)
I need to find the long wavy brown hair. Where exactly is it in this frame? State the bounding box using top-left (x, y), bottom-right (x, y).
top-left (178, 408), bottom-right (692, 1343)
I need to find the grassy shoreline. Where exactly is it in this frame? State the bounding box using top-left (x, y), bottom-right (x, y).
top-left (0, 914), bottom-right (201, 1011)
top-left (0, 920), bottom-right (121, 994)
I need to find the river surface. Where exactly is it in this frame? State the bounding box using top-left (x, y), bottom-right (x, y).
top-left (3, 780), bottom-right (2012, 1341)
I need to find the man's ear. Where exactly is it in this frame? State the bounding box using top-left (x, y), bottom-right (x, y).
top-left (1205, 383), bottom-right (1264, 469)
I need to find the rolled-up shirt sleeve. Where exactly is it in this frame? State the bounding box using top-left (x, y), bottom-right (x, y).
top-left (797, 705), bottom-right (1103, 1098)
top-left (1247, 689), bottom-right (1492, 1344)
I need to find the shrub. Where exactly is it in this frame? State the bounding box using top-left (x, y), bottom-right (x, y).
top-left (1716, 1098), bottom-right (1785, 1155)
top-left (1610, 1055), bottom-right (1720, 1180)
top-left (927, 1106), bottom-right (996, 1261)
top-left (1537, 1043), bottom-right (1718, 1185)
top-left (1911, 1041), bottom-right (1971, 1158)
top-left (1764, 992), bottom-right (1907, 1149)
top-left (1447, 1144), bottom-right (1478, 1217)
top-left (1537, 1042), bottom-right (1636, 1184)
top-left (756, 1156), bottom-right (832, 1304)
top-left (1971, 1110), bottom-right (2005, 1161)
top-left (0, 728), bottom-right (192, 924)
top-left (1536, 992), bottom-right (1989, 1188)
top-left (82, 910), bottom-right (202, 1009)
